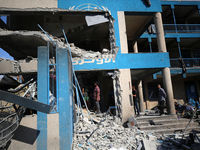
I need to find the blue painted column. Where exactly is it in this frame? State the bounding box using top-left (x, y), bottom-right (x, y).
top-left (57, 48), bottom-right (73, 150)
top-left (37, 46), bottom-right (48, 150)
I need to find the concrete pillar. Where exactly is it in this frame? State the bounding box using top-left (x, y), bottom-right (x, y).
top-left (133, 41), bottom-right (138, 53)
top-left (154, 12), bottom-right (176, 115)
top-left (119, 69), bottom-right (134, 122)
top-left (133, 42), bottom-right (145, 112)
top-left (162, 68), bottom-right (175, 115)
top-left (138, 81), bottom-right (145, 112)
top-left (117, 11), bottom-right (134, 122)
top-left (144, 81), bottom-right (150, 110)
top-left (154, 12), bottom-right (167, 53)
top-left (118, 11), bottom-right (128, 54)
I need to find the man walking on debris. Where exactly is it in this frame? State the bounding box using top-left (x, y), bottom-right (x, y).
top-left (132, 85), bottom-right (140, 117)
top-left (158, 84), bottom-right (166, 116)
top-left (93, 82), bottom-right (101, 114)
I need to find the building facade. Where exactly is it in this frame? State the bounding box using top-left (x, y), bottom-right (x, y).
top-left (0, 0), bottom-right (200, 149)
top-left (140, 0), bottom-right (200, 109)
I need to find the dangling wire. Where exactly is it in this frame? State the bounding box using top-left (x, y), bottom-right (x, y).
top-left (60, 22), bottom-right (93, 124)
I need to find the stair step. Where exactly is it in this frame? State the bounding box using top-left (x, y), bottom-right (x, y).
top-left (137, 118), bottom-right (193, 127)
top-left (136, 115), bottom-right (176, 121)
top-left (139, 122), bottom-right (199, 130)
top-left (146, 126), bottom-right (200, 135)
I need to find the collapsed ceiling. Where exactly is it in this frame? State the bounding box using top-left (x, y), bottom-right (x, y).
top-left (0, 8), bottom-right (116, 60)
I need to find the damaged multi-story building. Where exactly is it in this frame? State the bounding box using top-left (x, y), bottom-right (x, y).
top-left (0, 0), bottom-right (200, 149)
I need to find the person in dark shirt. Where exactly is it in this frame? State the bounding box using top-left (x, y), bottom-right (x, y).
top-left (158, 84), bottom-right (166, 116)
top-left (132, 85), bottom-right (140, 116)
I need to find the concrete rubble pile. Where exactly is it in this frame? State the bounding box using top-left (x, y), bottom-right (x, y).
top-left (73, 115), bottom-right (183, 150)
top-left (69, 43), bottom-right (102, 60)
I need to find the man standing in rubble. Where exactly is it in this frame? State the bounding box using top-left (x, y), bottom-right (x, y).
top-left (93, 82), bottom-right (101, 114)
top-left (132, 85), bottom-right (140, 117)
top-left (158, 84), bottom-right (167, 116)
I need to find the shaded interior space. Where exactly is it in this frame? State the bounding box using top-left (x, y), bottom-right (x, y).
top-left (131, 69), bottom-right (161, 81)
top-left (162, 5), bottom-right (200, 24)
top-left (133, 38), bottom-right (159, 53)
top-left (0, 9), bottom-right (111, 60)
top-left (125, 12), bottom-right (155, 49)
top-left (135, 38), bottom-right (200, 68)
top-left (166, 38), bottom-right (200, 68)
top-left (146, 73), bottom-right (200, 105)
top-left (75, 70), bottom-right (114, 112)
top-left (145, 79), bottom-right (162, 101)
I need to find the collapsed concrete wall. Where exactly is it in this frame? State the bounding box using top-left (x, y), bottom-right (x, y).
top-left (0, 58), bottom-right (37, 74)
top-left (0, 23), bottom-right (116, 74)
top-left (0, 8), bottom-right (118, 60)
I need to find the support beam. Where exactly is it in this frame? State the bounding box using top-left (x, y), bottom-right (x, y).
top-left (138, 81), bottom-right (145, 112)
top-left (133, 41), bottom-right (138, 53)
top-left (154, 12), bottom-right (175, 115)
top-left (57, 48), bottom-right (73, 150)
top-left (154, 12), bottom-right (167, 52)
top-left (144, 81), bottom-right (149, 110)
top-left (118, 11), bottom-right (134, 122)
top-left (133, 42), bottom-right (145, 112)
top-left (0, 90), bottom-right (52, 114)
top-left (37, 46), bottom-right (48, 150)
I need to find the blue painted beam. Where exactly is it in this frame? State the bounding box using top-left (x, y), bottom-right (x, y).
top-left (57, 48), bottom-right (73, 150)
top-left (153, 68), bottom-right (200, 76)
top-left (141, 33), bottom-right (200, 39)
top-left (58, 0), bottom-right (162, 12)
top-left (37, 46), bottom-right (48, 150)
top-left (73, 52), bottom-right (170, 71)
top-left (161, 1), bottom-right (200, 6)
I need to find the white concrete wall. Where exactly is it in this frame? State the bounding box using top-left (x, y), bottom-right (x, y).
top-left (0, 0), bottom-right (57, 8)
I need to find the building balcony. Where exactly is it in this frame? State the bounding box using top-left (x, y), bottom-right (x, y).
top-left (164, 24), bottom-right (200, 33)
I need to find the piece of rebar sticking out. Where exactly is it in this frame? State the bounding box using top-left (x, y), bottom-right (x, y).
top-left (98, 106), bottom-right (117, 124)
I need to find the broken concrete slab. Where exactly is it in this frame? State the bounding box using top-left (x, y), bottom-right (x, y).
top-left (142, 138), bottom-right (157, 150)
top-left (0, 27), bottom-right (112, 61)
top-left (0, 58), bottom-right (37, 74)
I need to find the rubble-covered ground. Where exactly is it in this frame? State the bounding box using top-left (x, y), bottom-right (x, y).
top-left (73, 113), bottom-right (185, 150)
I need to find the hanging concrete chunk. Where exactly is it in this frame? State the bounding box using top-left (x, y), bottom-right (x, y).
top-left (85, 15), bottom-right (109, 26)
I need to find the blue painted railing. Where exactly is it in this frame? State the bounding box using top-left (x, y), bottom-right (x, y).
top-left (170, 58), bottom-right (200, 68)
top-left (164, 24), bottom-right (200, 33)
top-left (147, 24), bottom-right (200, 33)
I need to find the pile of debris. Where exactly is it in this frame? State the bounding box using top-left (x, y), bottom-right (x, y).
top-left (73, 114), bottom-right (184, 150)
top-left (69, 43), bottom-right (102, 60)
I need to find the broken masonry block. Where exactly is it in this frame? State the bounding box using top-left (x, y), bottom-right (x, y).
top-left (127, 116), bottom-right (137, 128)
